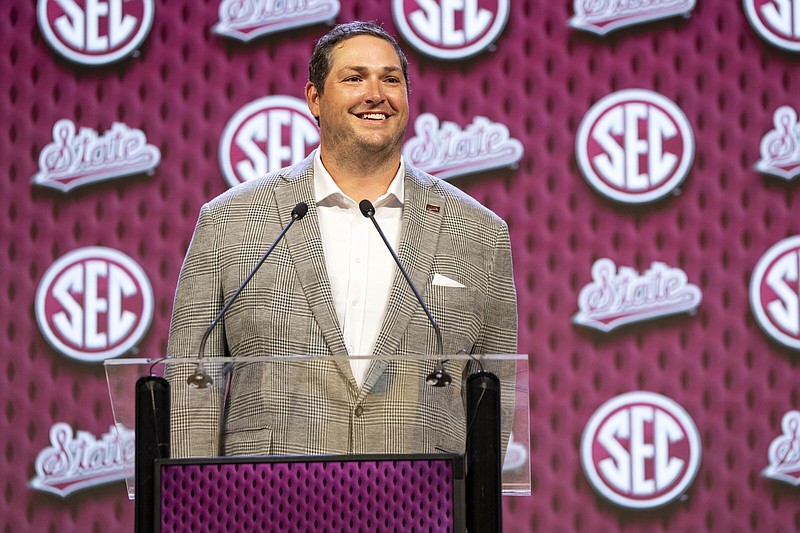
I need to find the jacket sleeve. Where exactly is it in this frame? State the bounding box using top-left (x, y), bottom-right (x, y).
top-left (472, 219), bottom-right (519, 463)
top-left (166, 203), bottom-right (226, 458)
top-left (474, 219), bottom-right (517, 357)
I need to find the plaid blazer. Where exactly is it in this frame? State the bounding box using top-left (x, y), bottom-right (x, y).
top-left (167, 153), bottom-right (517, 458)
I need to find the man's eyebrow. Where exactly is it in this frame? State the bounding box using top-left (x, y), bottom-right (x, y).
top-left (340, 65), bottom-right (403, 74)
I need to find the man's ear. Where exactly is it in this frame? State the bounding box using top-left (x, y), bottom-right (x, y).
top-left (305, 82), bottom-right (320, 119)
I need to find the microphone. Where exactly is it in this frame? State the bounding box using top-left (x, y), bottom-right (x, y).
top-left (361, 200), bottom-right (505, 526)
top-left (358, 199), bottom-right (452, 387)
top-left (187, 201), bottom-right (309, 387)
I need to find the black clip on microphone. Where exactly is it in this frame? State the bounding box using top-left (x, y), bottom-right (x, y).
top-left (358, 199), bottom-right (452, 387)
top-left (187, 201), bottom-right (309, 387)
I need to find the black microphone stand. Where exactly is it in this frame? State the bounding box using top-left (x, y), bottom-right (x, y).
top-left (359, 199), bottom-right (503, 531)
top-left (358, 199), bottom-right (451, 386)
top-left (135, 202), bottom-right (308, 533)
top-left (187, 202), bottom-right (309, 387)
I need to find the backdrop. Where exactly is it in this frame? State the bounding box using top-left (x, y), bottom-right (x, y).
top-left (1, 1), bottom-right (799, 531)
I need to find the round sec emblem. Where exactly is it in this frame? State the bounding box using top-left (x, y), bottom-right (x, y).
top-left (219, 96), bottom-right (319, 188)
top-left (35, 247), bottom-right (153, 362)
top-left (576, 89), bottom-right (694, 204)
top-left (392, 0), bottom-right (509, 60)
top-left (744, 0), bottom-right (800, 52)
top-left (581, 391), bottom-right (702, 509)
top-left (750, 235), bottom-right (800, 350)
top-left (37, 0), bottom-right (154, 66)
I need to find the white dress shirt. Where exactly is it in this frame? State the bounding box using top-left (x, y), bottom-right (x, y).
top-left (313, 149), bottom-right (404, 387)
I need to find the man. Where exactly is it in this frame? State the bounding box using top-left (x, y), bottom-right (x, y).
top-left (167, 21), bottom-right (517, 458)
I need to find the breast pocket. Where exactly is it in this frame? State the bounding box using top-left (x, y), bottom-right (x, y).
top-left (425, 284), bottom-right (481, 354)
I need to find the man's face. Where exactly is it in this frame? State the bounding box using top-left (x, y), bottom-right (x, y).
top-left (306, 35), bottom-right (409, 161)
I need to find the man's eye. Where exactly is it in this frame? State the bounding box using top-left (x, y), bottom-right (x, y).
top-left (345, 76), bottom-right (361, 82)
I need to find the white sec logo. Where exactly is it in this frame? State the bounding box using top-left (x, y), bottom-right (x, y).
top-left (37, 0), bottom-right (154, 66)
top-left (744, 0), bottom-right (800, 52)
top-left (35, 247), bottom-right (154, 362)
top-left (581, 391), bottom-right (701, 509)
top-left (750, 235), bottom-right (800, 350)
top-left (219, 96), bottom-right (319, 188)
top-left (392, 0), bottom-right (509, 60)
top-left (576, 89), bottom-right (694, 204)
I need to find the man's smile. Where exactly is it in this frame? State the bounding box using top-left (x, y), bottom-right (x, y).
top-left (356, 112), bottom-right (389, 120)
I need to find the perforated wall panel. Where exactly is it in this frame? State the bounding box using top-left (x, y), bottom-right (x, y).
top-left (2, 1), bottom-right (799, 531)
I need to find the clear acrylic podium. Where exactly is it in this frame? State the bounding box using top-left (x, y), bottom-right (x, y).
top-left (104, 354), bottom-right (529, 532)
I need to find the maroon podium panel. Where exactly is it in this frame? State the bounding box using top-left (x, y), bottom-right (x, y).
top-left (156, 455), bottom-right (464, 532)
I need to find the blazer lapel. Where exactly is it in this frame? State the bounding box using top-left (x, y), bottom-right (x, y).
top-left (361, 168), bottom-right (443, 394)
top-left (273, 156), bottom-right (357, 387)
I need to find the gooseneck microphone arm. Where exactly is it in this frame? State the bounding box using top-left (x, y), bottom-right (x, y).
top-left (358, 199), bottom-right (451, 386)
top-left (187, 201), bottom-right (309, 387)
top-left (361, 198), bottom-right (504, 530)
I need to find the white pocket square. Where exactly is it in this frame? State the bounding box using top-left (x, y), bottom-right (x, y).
top-left (432, 273), bottom-right (465, 288)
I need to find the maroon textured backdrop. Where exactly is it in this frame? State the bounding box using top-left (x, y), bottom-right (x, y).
top-left (2, 1), bottom-right (799, 531)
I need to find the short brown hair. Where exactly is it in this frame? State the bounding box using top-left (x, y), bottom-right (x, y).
top-left (308, 21), bottom-right (410, 95)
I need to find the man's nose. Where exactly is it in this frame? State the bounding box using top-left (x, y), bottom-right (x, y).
top-left (364, 79), bottom-right (385, 103)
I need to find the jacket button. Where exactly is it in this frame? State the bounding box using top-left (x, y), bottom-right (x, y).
top-left (354, 405), bottom-right (364, 417)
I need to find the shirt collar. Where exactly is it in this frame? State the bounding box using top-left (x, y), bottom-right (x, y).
top-left (313, 148), bottom-right (405, 208)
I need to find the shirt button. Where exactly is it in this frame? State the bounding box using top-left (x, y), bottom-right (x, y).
top-left (352, 299), bottom-right (359, 307)
top-left (355, 257), bottom-right (362, 264)
top-left (354, 405), bottom-right (364, 417)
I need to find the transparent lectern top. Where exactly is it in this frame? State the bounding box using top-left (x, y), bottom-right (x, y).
top-left (104, 354), bottom-right (530, 500)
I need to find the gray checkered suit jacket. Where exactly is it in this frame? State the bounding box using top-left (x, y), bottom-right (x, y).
top-left (167, 153), bottom-right (517, 458)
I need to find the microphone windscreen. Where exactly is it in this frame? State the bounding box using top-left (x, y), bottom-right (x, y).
top-left (292, 202), bottom-right (309, 220)
top-left (359, 199), bottom-right (375, 218)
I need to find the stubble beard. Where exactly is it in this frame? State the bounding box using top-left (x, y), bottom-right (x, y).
top-left (323, 119), bottom-right (407, 171)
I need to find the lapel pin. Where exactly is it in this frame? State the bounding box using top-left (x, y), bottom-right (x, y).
top-left (425, 204), bottom-right (441, 213)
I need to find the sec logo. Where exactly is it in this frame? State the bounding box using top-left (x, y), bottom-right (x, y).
top-left (576, 89), bottom-right (694, 204)
top-left (750, 235), bottom-right (800, 350)
top-left (37, 0), bottom-right (154, 66)
top-left (744, 0), bottom-right (800, 52)
top-left (581, 391), bottom-right (701, 509)
top-left (392, 0), bottom-right (509, 60)
top-left (35, 247), bottom-right (153, 362)
top-left (219, 96), bottom-right (319, 188)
